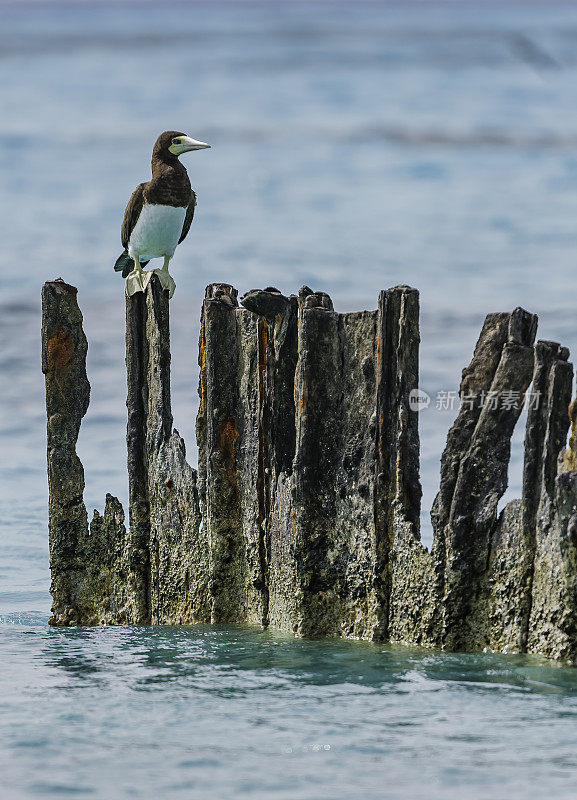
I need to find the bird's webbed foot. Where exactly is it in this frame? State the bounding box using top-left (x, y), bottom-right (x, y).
top-left (125, 268), bottom-right (152, 297)
top-left (154, 268), bottom-right (176, 299)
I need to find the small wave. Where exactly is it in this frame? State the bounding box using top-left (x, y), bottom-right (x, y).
top-left (0, 610), bottom-right (49, 626)
top-left (352, 125), bottom-right (577, 149)
top-left (4, 124), bottom-right (572, 152)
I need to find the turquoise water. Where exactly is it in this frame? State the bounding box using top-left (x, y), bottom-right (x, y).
top-left (3, 622), bottom-right (577, 799)
top-left (3, 1), bottom-right (577, 796)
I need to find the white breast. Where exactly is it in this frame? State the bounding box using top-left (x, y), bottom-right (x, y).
top-left (128, 203), bottom-right (187, 261)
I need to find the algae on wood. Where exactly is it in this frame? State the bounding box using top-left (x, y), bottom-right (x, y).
top-left (44, 275), bottom-right (577, 663)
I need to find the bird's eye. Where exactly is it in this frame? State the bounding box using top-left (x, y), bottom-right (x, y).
top-left (172, 138), bottom-right (181, 146)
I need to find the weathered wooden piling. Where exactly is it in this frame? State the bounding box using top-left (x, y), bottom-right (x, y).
top-left (42, 279), bottom-right (91, 626)
top-left (431, 308), bottom-right (538, 650)
top-left (43, 275), bottom-right (577, 662)
top-left (43, 279), bottom-right (132, 625)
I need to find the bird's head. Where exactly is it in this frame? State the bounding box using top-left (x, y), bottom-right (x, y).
top-left (153, 130), bottom-right (211, 160)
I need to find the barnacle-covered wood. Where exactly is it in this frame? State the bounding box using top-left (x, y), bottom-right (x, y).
top-left (45, 276), bottom-right (577, 663)
top-left (43, 279), bottom-right (91, 625)
top-left (290, 301), bottom-right (381, 636)
top-left (525, 342), bottom-right (575, 659)
top-left (431, 308), bottom-right (538, 650)
top-left (485, 341), bottom-right (573, 654)
top-left (43, 280), bottom-right (130, 625)
top-left (196, 283), bottom-right (255, 623)
top-left (259, 286), bottom-right (421, 639)
top-left (45, 276), bottom-right (205, 626)
top-left (385, 287), bottom-right (435, 645)
top-left (127, 277), bottom-right (205, 625)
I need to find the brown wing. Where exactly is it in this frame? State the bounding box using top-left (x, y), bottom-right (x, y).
top-left (121, 183), bottom-right (146, 249)
top-left (178, 190), bottom-right (197, 244)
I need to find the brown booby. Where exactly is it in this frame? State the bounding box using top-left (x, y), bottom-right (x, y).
top-left (114, 130), bottom-right (210, 298)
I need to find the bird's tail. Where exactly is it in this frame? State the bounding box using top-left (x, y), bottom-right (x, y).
top-left (114, 251), bottom-right (134, 279)
top-left (114, 251), bottom-right (150, 278)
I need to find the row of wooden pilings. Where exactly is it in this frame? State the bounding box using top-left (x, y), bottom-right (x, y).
top-left (42, 276), bottom-right (577, 661)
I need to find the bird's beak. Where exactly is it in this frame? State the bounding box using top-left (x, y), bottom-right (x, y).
top-left (181, 136), bottom-right (211, 152)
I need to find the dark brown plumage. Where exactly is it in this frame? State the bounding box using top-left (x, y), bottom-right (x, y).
top-left (119, 131), bottom-right (196, 254)
top-left (114, 131), bottom-right (204, 283)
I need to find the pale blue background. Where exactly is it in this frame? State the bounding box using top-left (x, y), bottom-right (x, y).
top-left (2, 2), bottom-right (577, 798)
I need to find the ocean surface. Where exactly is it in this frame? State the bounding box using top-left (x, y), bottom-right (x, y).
top-left (3, 1), bottom-right (577, 797)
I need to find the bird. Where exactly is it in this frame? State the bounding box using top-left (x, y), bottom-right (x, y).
top-left (114, 130), bottom-right (210, 298)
